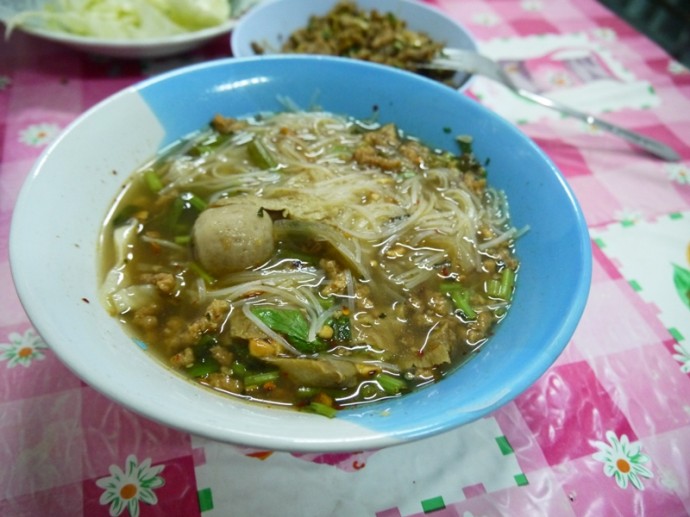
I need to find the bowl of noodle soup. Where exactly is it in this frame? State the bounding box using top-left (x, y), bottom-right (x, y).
top-left (10, 55), bottom-right (591, 452)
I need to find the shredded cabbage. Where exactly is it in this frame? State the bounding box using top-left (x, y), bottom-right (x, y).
top-left (109, 284), bottom-right (159, 314)
top-left (6, 0), bottom-right (231, 40)
top-left (100, 218), bottom-right (139, 314)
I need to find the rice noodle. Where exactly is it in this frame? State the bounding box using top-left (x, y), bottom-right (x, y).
top-left (477, 227), bottom-right (518, 251)
top-left (140, 235), bottom-right (187, 253)
top-left (307, 303), bottom-right (344, 343)
top-left (101, 109), bottom-right (522, 408)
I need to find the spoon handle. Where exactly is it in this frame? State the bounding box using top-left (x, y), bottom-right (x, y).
top-left (516, 88), bottom-right (681, 162)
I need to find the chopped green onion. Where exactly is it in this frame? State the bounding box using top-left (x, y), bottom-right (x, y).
top-left (376, 373), bottom-right (407, 395)
top-left (196, 334), bottom-right (217, 349)
top-left (450, 290), bottom-right (476, 319)
top-left (168, 197), bottom-right (185, 228)
top-left (186, 358), bottom-right (220, 378)
top-left (318, 297), bottom-right (335, 309)
top-left (439, 281), bottom-right (462, 293)
top-left (486, 278), bottom-right (501, 298)
top-left (168, 193), bottom-right (206, 235)
top-left (174, 235), bottom-right (191, 245)
top-left (329, 315), bottom-right (352, 343)
top-left (440, 282), bottom-right (476, 319)
top-left (499, 268), bottom-right (516, 299)
top-left (181, 192), bottom-right (208, 212)
top-left (188, 132), bottom-right (231, 157)
top-left (244, 370), bottom-right (280, 387)
top-left (247, 138), bottom-right (277, 169)
top-left (307, 401), bottom-right (337, 418)
top-left (188, 145), bottom-right (213, 157)
top-left (231, 361), bottom-right (248, 378)
top-left (188, 261), bottom-right (215, 285)
top-left (486, 268), bottom-right (516, 301)
top-left (143, 170), bottom-right (163, 193)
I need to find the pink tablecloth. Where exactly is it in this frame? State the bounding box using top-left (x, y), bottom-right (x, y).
top-left (1, 1), bottom-right (690, 516)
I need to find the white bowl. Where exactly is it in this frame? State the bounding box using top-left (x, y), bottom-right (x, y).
top-left (15, 19), bottom-right (239, 59)
top-left (10, 56), bottom-right (591, 452)
top-left (231, 0), bottom-right (478, 90)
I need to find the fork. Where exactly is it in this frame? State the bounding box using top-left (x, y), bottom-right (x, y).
top-left (421, 48), bottom-right (680, 162)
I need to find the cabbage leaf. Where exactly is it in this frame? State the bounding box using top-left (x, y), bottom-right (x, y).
top-left (6, 0), bottom-right (231, 40)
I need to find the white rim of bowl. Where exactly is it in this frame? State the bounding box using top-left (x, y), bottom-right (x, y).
top-left (18, 17), bottom-right (238, 48)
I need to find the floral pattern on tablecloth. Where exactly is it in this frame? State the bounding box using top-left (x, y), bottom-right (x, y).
top-left (95, 455), bottom-right (165, 517)
top-left (590, 431), bottom-right (653, 490)
top-left (1, 0), bottom-right (690, 515)
top-left (0, 329), bottom-right (47, 368)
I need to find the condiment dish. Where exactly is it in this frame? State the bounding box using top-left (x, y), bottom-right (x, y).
top-left (231, 0), bottom-right (478, 90)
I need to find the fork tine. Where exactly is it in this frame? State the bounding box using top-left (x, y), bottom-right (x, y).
top-left (441, 47), bottom-right (471, 57)
top-left (431, 50), bottom-right (515, 87)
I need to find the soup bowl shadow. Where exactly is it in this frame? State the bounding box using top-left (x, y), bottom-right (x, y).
top-left (10, 55), bottom-right (591, 452)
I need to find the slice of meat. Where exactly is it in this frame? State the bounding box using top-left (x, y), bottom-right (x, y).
top-left (265, 357), bottom-right (358, 388)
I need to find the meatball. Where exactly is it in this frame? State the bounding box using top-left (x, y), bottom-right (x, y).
top-left (192, 197), bottom-right (274, 276)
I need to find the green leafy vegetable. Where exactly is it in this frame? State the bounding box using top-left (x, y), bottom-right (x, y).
top-left (186, 358), bottom-right (220, 378)
top-left (247, 138), bottom-right (278, 169)
top-left (244, 370), bottom-right (280, 387)
top-left (6, 0), bottom-right (231, 40)
top-left (329, 315), bottom-right (352, 343)
top-left (486, 268), bottom-right (516, 301)
top-left (187, 132), bottom-right (231, 157)
top-left (185, 334), bottom-right (220, 378)
top-left (440, 282), bottom-right (476, 319)
top-left (181, 192), bottom-right (208, 212)
top-left (168, 192), bottom-right (206, 235)
top-left (250, 307), bottom-right (328, 354)
top-left (375, 373), bottom-right (408, 395)
top-left (188, 261), bottom-right (215, 285)
top-left (307, 401), bottom-right (337, 418)
top-left (143, 170), bottom-right (163, 193)
top-left (231, 361), bottom-right (248, 378)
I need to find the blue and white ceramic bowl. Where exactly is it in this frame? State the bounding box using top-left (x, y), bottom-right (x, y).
top-left (231, 0), bottom-right (478, 90)
top-left (10, 56), bottom-right (591, 452)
